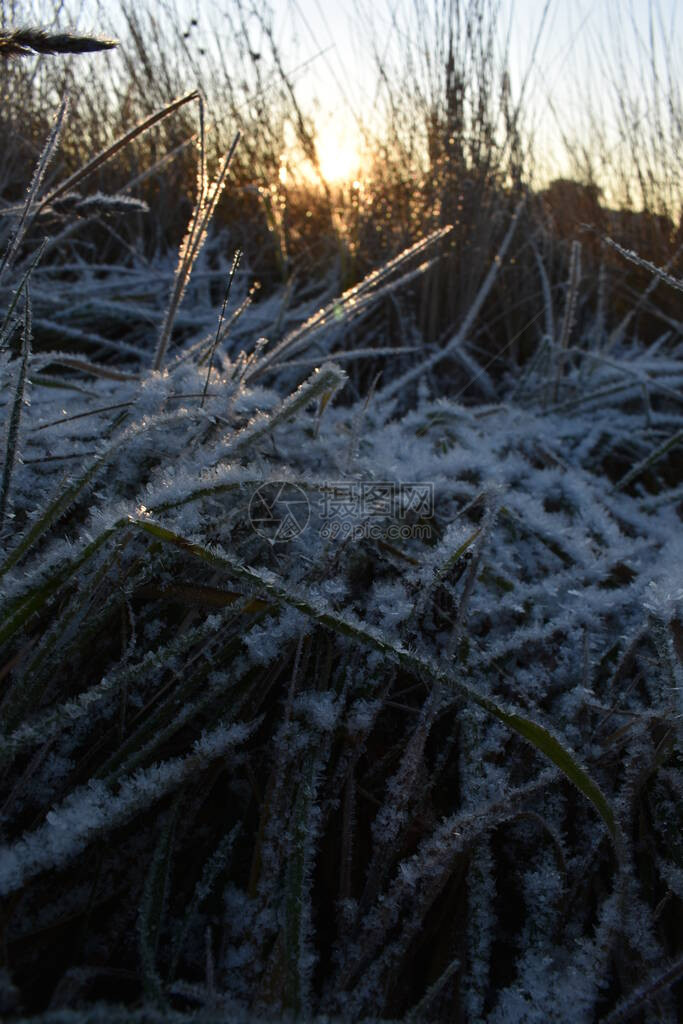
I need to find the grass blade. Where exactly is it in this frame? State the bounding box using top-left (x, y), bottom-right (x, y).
top-left (153, 130), bottom-right (240, 369)
top-left (202, 248), bottom-right (242, 406)
top-left (131, 519), bottom-right (622, 853)
top-left (0, 98), bottom-right (67, 283)
top-left (37, 92), bottom-right (200, 215)
top-left (138, 798), bottom-right (180, 1005)
top-left (0, 288), bottom-right (32, 528)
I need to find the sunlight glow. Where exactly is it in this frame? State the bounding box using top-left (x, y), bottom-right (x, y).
top-left (279, 120), bottom-right (364, 188)
top-left (317, 135), bottom-right (361, 184)
top-left (307, 122), bottom-right (363, 185)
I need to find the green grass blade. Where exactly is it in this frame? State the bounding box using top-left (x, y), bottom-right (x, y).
top-left (131, 519), bottom-right (622, 852)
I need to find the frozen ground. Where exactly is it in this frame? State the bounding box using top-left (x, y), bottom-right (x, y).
top-left (1, 229), bottom-right (682, 1022)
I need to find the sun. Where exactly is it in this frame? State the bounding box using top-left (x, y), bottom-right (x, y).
top-left (314, 123), bottom-right (362, 184)
top-left (278, 117), bottom-right (364, 189)
top-left (280, 120), bottom-right (362, 187)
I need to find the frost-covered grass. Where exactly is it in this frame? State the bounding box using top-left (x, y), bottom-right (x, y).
top-left (1, 19), bottom-right (683, 1024)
